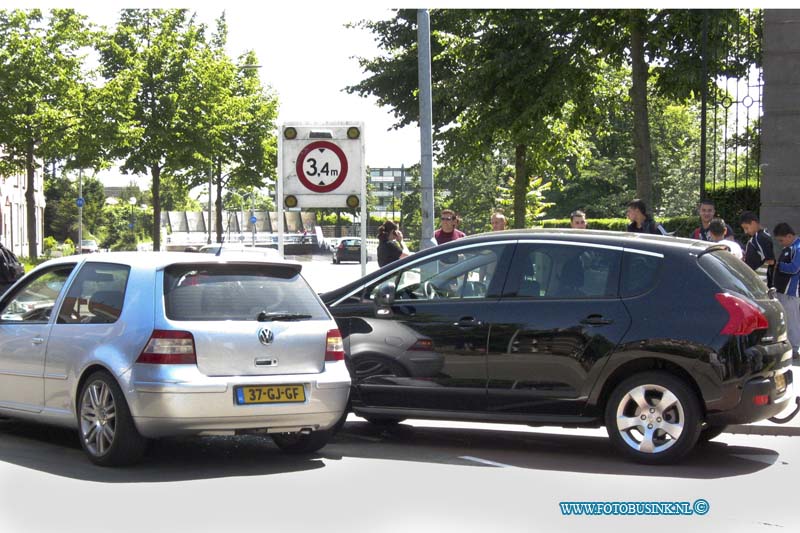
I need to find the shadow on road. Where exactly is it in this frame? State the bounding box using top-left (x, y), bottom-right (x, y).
top-left (324, 421), bottom-right (780, 479)
top-left (0, 419), bottom-right (324, 482)
top-left (0, 416), bottom-right (781, 482)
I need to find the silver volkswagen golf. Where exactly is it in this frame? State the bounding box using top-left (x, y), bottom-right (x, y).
top-left (0, 252), bottom-right (350, 466)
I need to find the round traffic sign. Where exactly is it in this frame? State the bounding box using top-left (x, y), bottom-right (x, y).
top-left (76, 197), bottom-right (85, 208)
top-left (295, 141), bottom-right (349, 193)
top-left (250, 215), bottom-right (257, 224)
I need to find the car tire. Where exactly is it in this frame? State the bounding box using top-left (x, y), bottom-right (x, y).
top-left (77, 370), bottom-right (148, 466)
top-left (604, 371), bottom-right (702, 465)
top-left (272, 429), bottom-right (333, 454)
top-left (698, 424), bottom-right (727, 443)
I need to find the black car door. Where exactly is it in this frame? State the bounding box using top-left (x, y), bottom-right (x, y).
top-left (487, 241), bottom-right (632, 418)
top-left (329, 242), bottom-right (514, 413)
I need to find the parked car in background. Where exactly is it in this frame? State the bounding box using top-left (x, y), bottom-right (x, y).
top-left (199, 243), bottom-right (282, 260)
top-left (80, 239), bottom-right (98, 254)
top-left (0, 252), bottom-right (350, 465)
top-left (333, 237), bottom-right (366, 264)
top-left (321, 229), bottom-right (796, 464)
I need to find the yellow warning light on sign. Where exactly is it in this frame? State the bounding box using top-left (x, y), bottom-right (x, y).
top-left (284, 195), bottom-right (298, 208)
top-left (346, 195), bottom-right (360, 208)
top-left (284, 127), bottom-right (297, 140)
top-left (346, 127), bottom-right (360, 140)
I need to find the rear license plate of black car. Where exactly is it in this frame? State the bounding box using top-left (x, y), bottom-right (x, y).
top-left (235, 385), bottom-right (305, 405)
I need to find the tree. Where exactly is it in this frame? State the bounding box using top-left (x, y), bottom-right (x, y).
top-left (0, 9), bottom-right (91, 258)
top-left (585, 9), bottom-right (761, 207)
top-left (178, 14), bottom-right (279, 243)
top-left (98, 9), bottom-right (206, 251)
top-left (347, 9), bottom-right (599, 228)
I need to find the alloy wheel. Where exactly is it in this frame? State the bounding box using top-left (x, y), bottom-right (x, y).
top-left (79, 380), bottom-right (117, 457)
top-left (614, 383), bottom-right (685, 454)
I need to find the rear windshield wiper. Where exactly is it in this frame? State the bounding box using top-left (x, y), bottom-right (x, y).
top-left (257, 311), bottom-right (312, 321)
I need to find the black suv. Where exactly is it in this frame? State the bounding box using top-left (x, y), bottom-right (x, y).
top-left (321, 229), bottom-right (795, 464)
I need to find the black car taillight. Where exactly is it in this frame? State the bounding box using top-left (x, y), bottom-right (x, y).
top-left (715, 293), bottom-right (769, 336)
top-left (137, 330), bottom-right (197, 364)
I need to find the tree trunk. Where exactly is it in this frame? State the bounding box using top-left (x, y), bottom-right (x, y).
top-left (513, 144), bottom-right (528, 229)
top-left (215, 161), bottom-right (224, 243)
top-left (151, 165), bottom-right (161, 251)
top-left (25, 138), bottom-right (38, 259)
top-left (629, 13), bottom-right (653, 208)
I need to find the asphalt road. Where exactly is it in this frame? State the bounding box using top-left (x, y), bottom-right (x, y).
top-left (0, 415), bottom-right (798, 533)
top-left (1, 253), bottom-right (797, 533)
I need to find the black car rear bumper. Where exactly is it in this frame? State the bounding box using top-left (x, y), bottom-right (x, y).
top-left (706, 369), bottom-right (796, 425)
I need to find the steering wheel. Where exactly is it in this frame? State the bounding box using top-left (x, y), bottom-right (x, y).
top-left (21, 306), bottom-right (52, 322)
top-left (422, 280), bottom-right (441, 300)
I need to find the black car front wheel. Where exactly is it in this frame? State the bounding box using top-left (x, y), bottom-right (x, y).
top-left (605, 371), bottom-right (702, 465)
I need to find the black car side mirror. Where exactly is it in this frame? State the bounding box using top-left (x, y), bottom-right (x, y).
top-left (374, 280), bottom-right (396, 313)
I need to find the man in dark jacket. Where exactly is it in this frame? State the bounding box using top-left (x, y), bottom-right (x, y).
top-left (625, 199), bottom-right (668, 235)
top-left (740, 211), bottom-right (775, 287)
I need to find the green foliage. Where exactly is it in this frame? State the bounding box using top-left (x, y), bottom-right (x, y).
top-left (705, 184), bottom-right (761, 224)
top-left (62, 237), bottom-right (75, 256)
top-left (43, 236), bottom-right (57, 256)
top-left (539, 215), bottom-right (698, 237)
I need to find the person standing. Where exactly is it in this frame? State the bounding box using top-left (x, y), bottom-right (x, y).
top-left (740, 211), bottom-right (775, 287)
top-left (490, 210), bottom-right (508, 231)
top-left (376, 220), bottom-right (408, 267)
top-left (773, 222), bottom-right (800, 361)
top-left (435, 209), bottom-right (466, 244)
top-left (708, 218), bottom-right (743, 259)
top-left (570, 210), bottom-right (587, 229)
top-left (625, 199), bottom-right (668, 235)
top-left (692, 199), bottom-right (734, 241)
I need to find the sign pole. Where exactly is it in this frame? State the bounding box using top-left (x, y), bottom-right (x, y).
top-left (360, 126), bottom-right (367, 277)
top-left (277, 132), bottom-right (285, 257)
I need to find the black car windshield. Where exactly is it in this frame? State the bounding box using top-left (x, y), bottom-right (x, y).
top-left (163, 264), bottom-right (328, 321)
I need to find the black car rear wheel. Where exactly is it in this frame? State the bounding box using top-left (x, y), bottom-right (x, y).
top-left (605, 371), bottom-right (702, 465)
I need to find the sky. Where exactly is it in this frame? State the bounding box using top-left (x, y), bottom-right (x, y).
top-left (14, 0), bottom-right (429, 187)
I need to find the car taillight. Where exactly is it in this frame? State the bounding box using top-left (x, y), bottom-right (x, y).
top-left (715, 293), bottom-right (769, 336)
top-left (137, 330), bottom-right (197, 364)
top-left (325, 329), bottom-right (345, 361)
top-left (408, 339), bottom-right (434, 351)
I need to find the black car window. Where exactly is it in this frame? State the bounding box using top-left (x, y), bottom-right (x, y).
top-left (505, 244), bottom-right (621, 299)
top-left (620, 251), bottom-right (663, 297)
top-left (164, 264), bottom-right (328, 321)
top-left (370, 245), bottom-right (507, 301)
top-left (57, 263), bottom-right (131, 324)
top-left (699, 250), bottom-right (768, 300)
top-left (0, 265), bottom-right (76, 323)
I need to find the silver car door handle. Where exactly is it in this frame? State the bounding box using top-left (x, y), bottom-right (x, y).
top-left (32, 337), bottom-right (45, 345)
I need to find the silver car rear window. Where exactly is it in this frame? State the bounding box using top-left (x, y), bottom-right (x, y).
top-left (163, 264), bottom-right (328, 321)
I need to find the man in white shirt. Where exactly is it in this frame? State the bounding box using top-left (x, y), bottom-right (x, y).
top-left (708, 218), bottom-right (743, 259)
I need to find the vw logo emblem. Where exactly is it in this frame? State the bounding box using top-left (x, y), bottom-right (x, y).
top-left (258, 328), bottom-right (274, 346)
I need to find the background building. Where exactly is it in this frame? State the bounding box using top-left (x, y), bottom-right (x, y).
top-left (369, 165), bottom-right (412, 218)
top-left (0, 160), bottom-right (45, 258)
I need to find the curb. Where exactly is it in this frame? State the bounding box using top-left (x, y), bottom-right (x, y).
top-left (725, 424), bottom-right (800, 437)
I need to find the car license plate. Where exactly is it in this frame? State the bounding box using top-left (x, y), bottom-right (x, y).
top-left (775, 372), bottom-right (786, 394)
top-left (236, 385), bottom-right (306, 405)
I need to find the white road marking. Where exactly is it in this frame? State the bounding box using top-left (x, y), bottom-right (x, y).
top-left (458, 455), bottom-right (513, 468)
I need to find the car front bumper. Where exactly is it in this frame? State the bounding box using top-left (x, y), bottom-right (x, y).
top-left (125, 361), bottom-right (350, 438)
